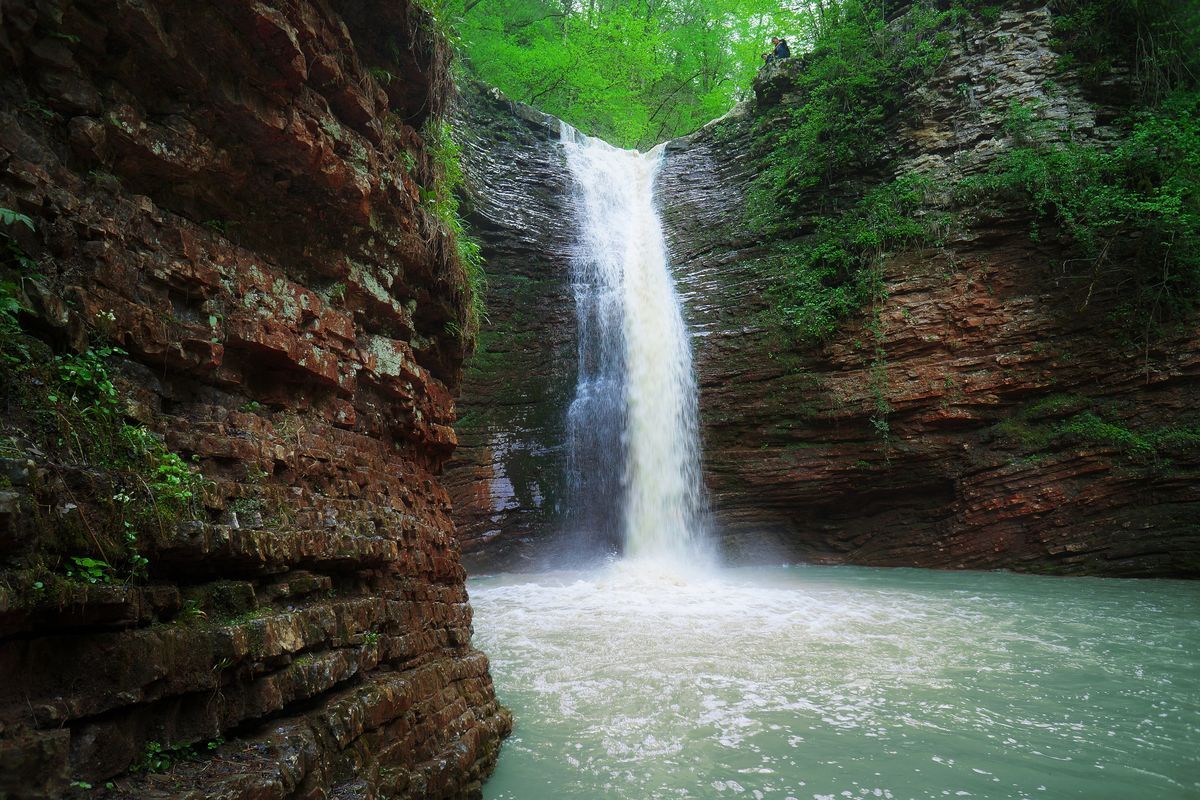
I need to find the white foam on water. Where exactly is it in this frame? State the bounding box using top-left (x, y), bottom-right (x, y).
top-left (473, 565), bottom-right (1200, 800)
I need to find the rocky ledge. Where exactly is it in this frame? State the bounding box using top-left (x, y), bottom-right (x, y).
top-left (659, 4), bottom-right (1200, 576)
top-left (0, 1), bottom-right (508, 797)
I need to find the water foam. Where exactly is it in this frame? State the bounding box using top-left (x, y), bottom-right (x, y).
top-left (473, 565), bottom-right (1200, 800)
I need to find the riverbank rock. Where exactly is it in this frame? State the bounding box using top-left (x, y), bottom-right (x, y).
top-left (0, 1), bottom-right (509, 797)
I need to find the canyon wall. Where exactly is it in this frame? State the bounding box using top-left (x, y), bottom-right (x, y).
top-left (444, 87), bottom-right (579, 570)
top-left (453, 5), bottom-right (1200, 576)
top-left (0, 2), bottom-right (508, 798)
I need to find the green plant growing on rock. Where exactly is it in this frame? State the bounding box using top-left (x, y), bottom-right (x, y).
top-left (1049, 0), bottom-right (1200, 101)
top-left (5, 340), bottom-right (207, 576)
top-left (993, 395), bottom-right (1200, 467)
top-left (746, 1), bottom-right (955, 227)
top-left (64, 556), bottom-right (113, 585)
top-left (768, 176), bottom-right (940, 342)
top-left (367, 66), bottom-right (397, 85)
top-left (130, 739), bottom-right (223, 774)
top-left (177, 598), bottom-right (207, 624)
top-left (0, 208), bottom-right (33, 230)
top-left (960, 90), bottom-right (1200, 336)
top-left (17, 99), bottom-right (58, 123)
top-left (0, 209), bottom-right (35, 365)
top-left (422, 118), bottom-right (486, 337)
top-left (327, 282), bottom-right (347, 305)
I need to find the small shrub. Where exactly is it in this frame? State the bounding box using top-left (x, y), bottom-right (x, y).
top-left (960, 90), bottom-right (1200, 332)
top-left (64, 556), bottom-right (113, 585)
top-left (422, 118), bottom-right (487, 337)
top-left (769, 176), bottom-right (940, 342)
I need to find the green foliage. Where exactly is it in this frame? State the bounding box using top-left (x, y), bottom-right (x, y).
top-left (18, 99), bottom-right (58, 123)
top-left (0, 208), bottom-right (33, 230)
top-left (120, 424), bottom-right (206, 512)
top-left (768, 175), bottom-right (940, 342)
top-left (747, 0), bottom-right (955, 223)
top-left (961, 90), bottom-right (1200, 328)
top-left (69, 780), bottom-right (115, 791)
top-left (178, 599), bottom-right (207, 623)
top-left (0, 213), bottom-right (34, 364)
top-left (40, 348), bottom-right (205, 516)
top-left (452, 0), bottom-right (797, 147)
top-left (327, 282), bottom-right (347, 305)
top-left (2, 210), bottom-right (205, 596)
top-left (1049, 0), bottom-right (1200, 101)
top-left (131, 738), bottom-right (224, 774)
top-left (1, 337), bottom-right (207, 580)
top-left (995, 396), bottom-right (1200, 466)
top-left (1057, 411), bottom-right (1156, 461)
top-left (64, 556), bottom-right (113, 585)
top-left (423, 119), bottom-right (487, 335)
top-left (0, 317), bottom-right (27, 366)
top-left (367, 66), bottom-right (398, 85)
top-left (50, 348), bottom-right (122, 419)
top-left (413, 0), bottom-right (464, 40)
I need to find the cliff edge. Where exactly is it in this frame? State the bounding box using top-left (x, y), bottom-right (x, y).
top-left (0, 2), bottom-right (509, 797)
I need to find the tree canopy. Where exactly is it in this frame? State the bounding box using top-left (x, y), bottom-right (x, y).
top-left (447, 0), bottom-right (800, 148)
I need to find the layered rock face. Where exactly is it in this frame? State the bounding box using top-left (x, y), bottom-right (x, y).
top-left (443, 87), bottom-right (579, 570)
top-left (454, 5), bottom-right (1200, 576)
top-left (0, 2), bottom-right (508, 797)
top-left (660, 5), bottom-right (1200, 576)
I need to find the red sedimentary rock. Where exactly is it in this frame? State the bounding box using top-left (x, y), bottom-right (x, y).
top-left (0, 1), bottom-right (508, 797)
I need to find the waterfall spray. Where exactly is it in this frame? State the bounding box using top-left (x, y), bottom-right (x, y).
top-left (561, 124), bottom-right (708, 565)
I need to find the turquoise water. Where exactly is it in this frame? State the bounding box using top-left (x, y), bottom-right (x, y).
top-left (470, 562), bottom-right (1200, 799)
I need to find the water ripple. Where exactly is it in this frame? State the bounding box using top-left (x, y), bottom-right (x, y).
top-left (471, 564), bottom-right (1200, 800)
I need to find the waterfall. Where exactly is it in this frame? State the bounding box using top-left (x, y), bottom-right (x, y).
top-left (561, 124), bottom-right (708, 564)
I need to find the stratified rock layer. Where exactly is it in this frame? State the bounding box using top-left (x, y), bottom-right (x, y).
top-left (453, 5), bottom-right (1200, 576)
top-left (661, 4), bottom-right (1200, 576)
top-left (0, 2), bottom-right (509, 798)
top-left (444, 86), bottom-right (579, 570)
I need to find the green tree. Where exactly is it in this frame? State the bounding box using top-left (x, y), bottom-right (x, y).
top-left (450, 0), bottom-right (797, 147)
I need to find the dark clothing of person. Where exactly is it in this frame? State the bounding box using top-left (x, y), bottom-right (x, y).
top-left (773, 40), bottom-right (790, 60)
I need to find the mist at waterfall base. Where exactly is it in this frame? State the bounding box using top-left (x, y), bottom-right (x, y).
top-left (470, 132), bottom-right (1200, 798)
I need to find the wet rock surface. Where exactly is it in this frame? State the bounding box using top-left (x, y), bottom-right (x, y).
top-left (0, 1), bottom-right (508, 797)
top-left (444, 85), bottom-right (579, 570)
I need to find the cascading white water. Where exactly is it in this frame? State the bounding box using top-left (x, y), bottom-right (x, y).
top-left (561, 124), bottom-right (708, 564)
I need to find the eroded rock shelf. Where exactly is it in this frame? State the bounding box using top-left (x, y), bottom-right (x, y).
top-left (0, 1), bottom-right (508, 797)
